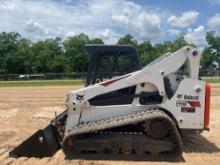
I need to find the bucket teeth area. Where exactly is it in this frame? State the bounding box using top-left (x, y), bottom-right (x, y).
top-left (9, 124), bottom-right (60, 158)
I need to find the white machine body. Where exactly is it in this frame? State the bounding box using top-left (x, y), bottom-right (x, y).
top-left (64, 46), bottom-right (210, 137)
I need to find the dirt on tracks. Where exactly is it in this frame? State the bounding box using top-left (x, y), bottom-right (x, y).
top-left (0, 85), bottom-right (220, 165)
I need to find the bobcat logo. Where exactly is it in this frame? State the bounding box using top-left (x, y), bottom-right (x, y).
top-left (177, 94), bottom-right (183, 99)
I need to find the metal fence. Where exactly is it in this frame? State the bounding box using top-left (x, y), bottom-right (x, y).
top-left (199, 69), bottom-right (220, 77)
top-left (0, 72), bottom-right (87, 81)
top-left (0, 70), bottom-right (220, 81)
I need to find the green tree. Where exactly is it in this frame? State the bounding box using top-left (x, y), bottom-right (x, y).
top-left (137, 41), bottom-right (156, 65)
top-left (29, 37), bottom-right (64, 73)
top-left (201, 47), bottom-right (215, 69)
top-left (0, 32), bottom-right (31, 74)
top-left (117, 34), bottom-right (138, 46)
top-left (90, 38), bottom-right (104, 44)
top-left (48, 55), bottom-right (68, 73)
top-left (63, 33), bottom-right (90, 72)
top-left (63, 34), bottom-right (104, 72)
top-left (1, 31), bottom-right (219, 74)
top-left (205, 31), bottom-right (220, 65)
top-left (173, 34), bottom-right (189, 50)
top-left (200, 31), bottom-right (220, 69)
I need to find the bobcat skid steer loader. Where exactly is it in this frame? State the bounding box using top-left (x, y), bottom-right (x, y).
top-left (9, 46), bottom-right (211, 159)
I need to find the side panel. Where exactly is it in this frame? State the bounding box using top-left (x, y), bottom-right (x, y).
top-left (79, 105), bottom-right (155, 124)
top-left (161, 79), bottom-right (206, 129)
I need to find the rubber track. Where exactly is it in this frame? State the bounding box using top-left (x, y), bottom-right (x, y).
top-left (63, 109), bottom-right (183, 158)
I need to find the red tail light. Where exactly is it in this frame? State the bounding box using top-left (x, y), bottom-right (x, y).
top-left (204, 83), bottom-right (211, 129)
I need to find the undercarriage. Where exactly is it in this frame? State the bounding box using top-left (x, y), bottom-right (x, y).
top-left (63, 109), bottom-right (182, 158)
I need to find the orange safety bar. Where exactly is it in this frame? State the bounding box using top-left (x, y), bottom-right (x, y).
top-left (204, 83), bottom-right (211, 129)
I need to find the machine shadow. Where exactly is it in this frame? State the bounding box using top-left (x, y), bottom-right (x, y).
top-left (182, 133), bottom-right (220, 153)
top-left (65, 154), bottom-right (185, 162)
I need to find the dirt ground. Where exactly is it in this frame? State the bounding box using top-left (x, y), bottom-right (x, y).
top-left (0, 84), bottom-right (220, 165)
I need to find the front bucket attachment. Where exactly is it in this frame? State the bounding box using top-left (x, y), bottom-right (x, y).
top-left (9, 124), bottom-right (61, 158)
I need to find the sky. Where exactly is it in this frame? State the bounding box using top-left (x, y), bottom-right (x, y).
top-left (0, 0), bottom-right (220, 47)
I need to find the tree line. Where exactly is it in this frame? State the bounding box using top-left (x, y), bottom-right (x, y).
top-left (0, 31), bottom-right (219, 74)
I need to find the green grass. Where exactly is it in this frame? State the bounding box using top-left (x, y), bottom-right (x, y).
top-left (0, 79), bottom-right (84, 87)
top-left (203, 77), bottom-right (220, 83)
top-left (1, 77), bottom-right (220, 87)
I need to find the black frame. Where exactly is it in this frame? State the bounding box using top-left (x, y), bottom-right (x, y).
top-left (85, 45), bottom-right (141, 86)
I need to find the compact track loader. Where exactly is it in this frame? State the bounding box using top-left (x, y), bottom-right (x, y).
top-left (10, 45), bottom-right (211, 159)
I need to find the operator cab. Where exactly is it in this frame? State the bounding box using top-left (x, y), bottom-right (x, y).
top-left (85, 45), bottom-right (142, 86)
